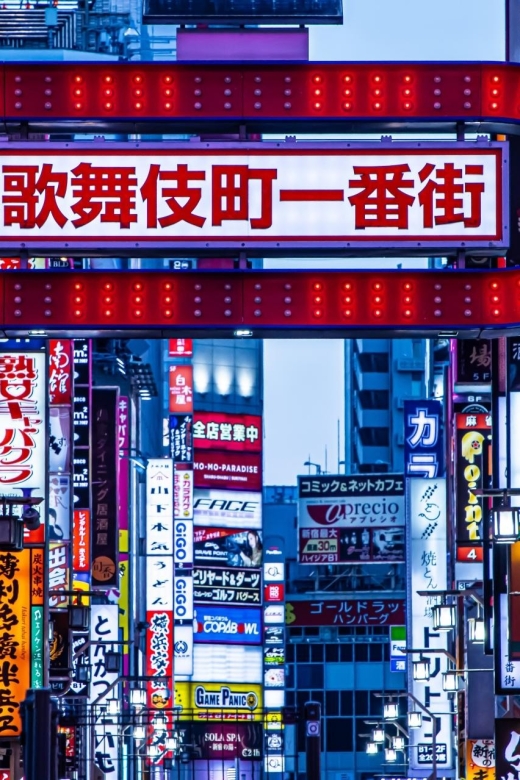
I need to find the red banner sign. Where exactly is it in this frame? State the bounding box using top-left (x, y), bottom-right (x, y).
top-left (285, 599), bottom-right (405, 627)
top-left (194, 450), bottom-right (262, 491)
top-left (48, 339), bottom-right (73, 405)
top-left (169, 338), bottom-right (193, 357)
top-left (194, 412), bottom-right (262, 453)
top-left (169, 365), bottom-right (193, 413)
top-left (73, 509), bottom-right (90, 572)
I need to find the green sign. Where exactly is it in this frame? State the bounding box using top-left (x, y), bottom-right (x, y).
top-left (31, 606), bottom-right (44, 688)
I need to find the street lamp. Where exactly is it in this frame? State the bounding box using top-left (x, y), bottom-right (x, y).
top-left (130, 688), bottom-right (146, 708)
top-left (385, 748), bottom-right (397, 763)
top-left (133, 725), bottom-right (146, 741)
top-left (468, 614), bottom-right (485, 643)
top-left (392, 736), bottom-right (406, 750)
top-left (372, 727), bottom-right (385, 743)
top-left (366, 742), bottom-right (378, 755)
top-left (442, 671), bottom-right (459, 692)
top-left (383, 703), bottom-right (399, 720)
top-left (432, 601), bottom-right (457, 631)
top-left (492, 503), bottom-right (520, 543)
top-left (408, 711), bottom-right (422, 728)
top-left (412, 658), bottom-right (430, 681)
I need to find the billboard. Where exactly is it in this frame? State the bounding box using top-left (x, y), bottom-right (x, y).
top-left (193, 566), bottom-right (261, 605)
top-left (191, 644), bottom-right (263, 684)
top-left (285, 598), bottom-right (405, 626)
top-left (90, 604), bottom-right (119, 777)
top-left (174, 682), bottom-right (263, 721)
top-left (404, 400), bottom-right (444, 478)
top-left (91, 387), bottom-right (119, 587)
top-left (169, 366), bottom-right (193, 414)
top-left (194, 450), bottom-right (262, 491)
top-left (0, 549), bottom-right (31, 736)
top-left (0, 143), bottom-right (506, 252)
top-left (48, 339), bottom-right (73, 405)
top-left (194, 490), bottom-right (262, 529)
top-left (174, 465), bottom-right (193, 520)
top-left (407, 478), bottom-right (452, 772)
top-left (299, 526), bottom-right (404, 564)
top-left (169, 414), bottom-right (193, 463)
top-left (496, 720), bottom-right (519, 780)
top-left (194, 412), bottom-right (262, 453)
top-left (455, 413), bottom-right (491, 554)
top-left (466, 739), bottom-right (495, 780)
top-left (0, 351), bottom-right (46, 543)
top-left (169, 338), bottom-right (193, 358)
top-left (194, 527), bottom-right (263, 568)
top-left (194, 604), bottom-right (262, 645)
top-left (297, 475), bottom-right (405, 550)
top-left (188, 722), bottom-right (262, 760)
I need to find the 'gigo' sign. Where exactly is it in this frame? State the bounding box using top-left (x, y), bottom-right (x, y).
top-left (0, 141), bottom-right (507, 252)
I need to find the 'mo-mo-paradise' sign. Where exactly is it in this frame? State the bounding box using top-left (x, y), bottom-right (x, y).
top-left (0, 141), bottom-right (507, 251)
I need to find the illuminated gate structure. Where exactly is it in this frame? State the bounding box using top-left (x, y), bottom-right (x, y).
top-left (0, 59), bottom-right (519, 337)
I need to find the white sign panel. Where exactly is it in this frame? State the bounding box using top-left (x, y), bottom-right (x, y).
top-left (173, 623), bottom-right (194, 677)
top-left (146, 459), bottom-right (174, 555)
top-left (174, 518), bottom-right (194, 565)
top-left (174, 466), bottom-right (193, 520)
top-left (194, 489), bottom-right (262, 529)
top-left (90, 604), bottom-right (119, 777)
top-left (174, 573), bottom-right (193, 621)
top-left (191, 644), bottom-right (262, 684)
top-left (0, 142), bottom-right (506, 252)
top-left (407, 478), bottom-right (452, 772)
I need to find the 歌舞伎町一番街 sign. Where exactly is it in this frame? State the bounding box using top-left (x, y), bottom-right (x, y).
top-left (0, 142), bottom-right (507, 252)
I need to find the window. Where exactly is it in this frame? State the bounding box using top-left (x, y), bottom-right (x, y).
top-left (358, 352), bottom-right (389, 373)
top-left (340, 691), bottom-right (354, 716)
top-left (326, 718), bottom-right (353, 752)
top-left (286, 643), bottom-right (295, 663)
top-left (340, 644), bottom-right (353, 662)
top-left (296, 644), bottom-right (310, 663)
top-left (311, 644), bottom-right (324, 663)
top-left (325, 644), bottom-right (339, 662)
top-left (355, 643), bottom-right (369, 662)
top-left (370, 643), bottom-right (383, 662)
top-left (326, 691), bottom-right (339, 716)
top-left (355, 691), bottom-right (369, 715)
top-left (358, 389), bottom-right (389, 409)
top-left (298, 664), bottom-right (323, 689)
top-left (359, 427), bottom-right (389, 446)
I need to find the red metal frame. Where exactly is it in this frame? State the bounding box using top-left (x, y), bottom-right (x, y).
top-left (1, 61), bottom-right (519, 131)
top-left (1, 269), bottom-right (519, 336)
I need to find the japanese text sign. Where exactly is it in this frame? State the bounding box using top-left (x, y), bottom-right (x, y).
top-left (91, 388), bottom-right (118, 587)
top-left (457, 339), bottom-right (493, 384)
top-left (169, 366), bottom-right (193, 414)
top-left (404, 400), bottom-right (444, 478)
top-left (0, 142), bottom-right (506, 252)
top-left (193, 566), bottom-right (261, 605)
top-left (297, 474), bottom-right (405, 555)
top-left (49, 340), bottom-right (72, 405)
top-left (169, 338), bottom-right (193, 357)
top-left (407, 478), bottom-right (452, 771)
top-left (193, 412), bottom-right (262, 453)
top-left (496, 719), bottom-right (520, 780)
top-left (285, 598), bottom-right (405, 627)
top-left (467, 739), bottom-right (495, 780)
top-left (0, 351), bottom-right (46, 543)
top-left (0, 550), bottom-right (31, 736)
top-left (194, 450), bottom-right (262, 492)
top-left (455, 413), bottom-right (491, 549)
top-left (174, 681), bottom-right (263, 722)
top-left (90, 604), bottom-right (119, 777)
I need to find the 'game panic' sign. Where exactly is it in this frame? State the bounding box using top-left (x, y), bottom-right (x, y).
top-left (0, 141), bottom-right (507, 252)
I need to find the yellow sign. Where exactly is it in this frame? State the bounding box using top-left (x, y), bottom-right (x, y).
top-left (466, 739), bottom-right (495, 780)
top-left (0, 549), bottom-right (31, 736)
top-left (174, 682), bottom-right (263, 721)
